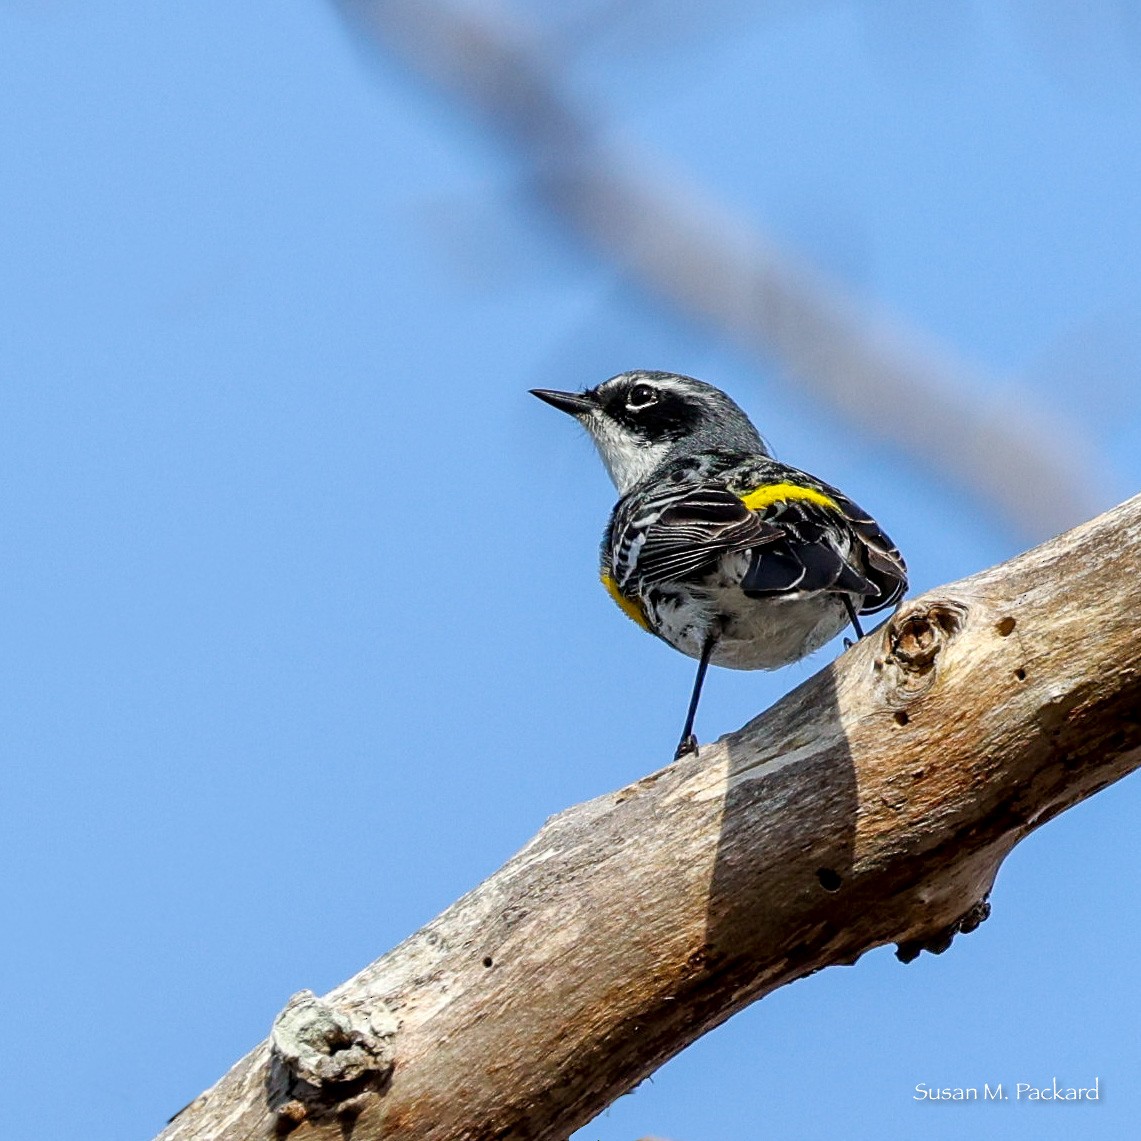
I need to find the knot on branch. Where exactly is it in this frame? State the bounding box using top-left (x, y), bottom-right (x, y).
top-left (895, 897), bottom-right (992, 963)
top-left (268, 990), bottom-right (397, 1131)
top-left (879, 599), bottom-right (968, 699)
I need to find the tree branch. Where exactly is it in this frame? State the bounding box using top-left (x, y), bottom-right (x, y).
top-left (332, 0), bottom-right (1110, 541)
top-left (157, 492), bottom-right (1141, 1140)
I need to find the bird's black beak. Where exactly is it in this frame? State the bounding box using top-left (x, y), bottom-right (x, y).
top-left (530, 388), bottom-right (597, 416)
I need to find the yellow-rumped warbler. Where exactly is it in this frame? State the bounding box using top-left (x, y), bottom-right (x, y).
top-left (532, 370), bottom-right (907, 759)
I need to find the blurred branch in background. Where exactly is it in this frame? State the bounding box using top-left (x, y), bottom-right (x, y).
top-left (333, 0), bottom-right (1113, 542)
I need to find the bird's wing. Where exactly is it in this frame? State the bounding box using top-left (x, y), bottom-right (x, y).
top-left (828, 488), bottom-right (908, 613)
top-left (737, 478), bottom-right (908, 612)
top-left (611, 483), bottom-right (783, 588)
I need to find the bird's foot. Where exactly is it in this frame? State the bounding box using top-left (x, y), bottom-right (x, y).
top-left (843, 636), bottom-right (855, 649)
top-left (674, 733), bottom-right (699, 761)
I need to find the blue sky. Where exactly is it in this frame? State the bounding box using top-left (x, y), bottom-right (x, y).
top-left (2, 3), bottom-right (1139, 1139)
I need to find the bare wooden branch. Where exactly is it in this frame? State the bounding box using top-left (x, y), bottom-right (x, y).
top-left (331, 0), bottom-right (1110, 540)
top-left (157, 492), bottom-right (1141, 1140)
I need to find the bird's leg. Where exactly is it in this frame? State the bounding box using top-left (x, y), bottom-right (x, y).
top-left (841, 594), bottom-right (865, 647)
top-left (674, 633), bottom-right (717, 761)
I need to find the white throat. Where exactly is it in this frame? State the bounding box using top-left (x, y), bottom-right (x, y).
top-left (585, 412), bottom-right (671, 494)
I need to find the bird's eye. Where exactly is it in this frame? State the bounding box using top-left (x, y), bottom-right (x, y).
top-left (627, 383), bottom-right (658, 410)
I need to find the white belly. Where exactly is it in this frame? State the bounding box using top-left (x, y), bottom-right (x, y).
top-left (645, 583), bottom-right (851, 671)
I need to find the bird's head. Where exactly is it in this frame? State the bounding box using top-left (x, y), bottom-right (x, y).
top-left (531, 370), bottom-right (767, 493)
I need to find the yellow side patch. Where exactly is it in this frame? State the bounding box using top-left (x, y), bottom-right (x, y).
top-left (739, 481), bottom-right (837, 512)
top-left (601, 572), bottom-right (651, 631)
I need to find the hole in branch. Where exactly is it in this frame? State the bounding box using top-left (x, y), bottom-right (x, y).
top-left (482, 956), bottom-right (494, 968)
top-left (894, 710), bottom-right (910, 726)
top-left (996, 616), bottom-right (1016, 637)
top-left (817, 868), bottom-right (842, 892)
top-left (1014, 668), bottom-right (1026, 681)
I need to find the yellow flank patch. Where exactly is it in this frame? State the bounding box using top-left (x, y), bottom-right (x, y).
top-left (601, 572), bottom-right (651, 631)
top-left (739, 481), bottom-right (837, 512)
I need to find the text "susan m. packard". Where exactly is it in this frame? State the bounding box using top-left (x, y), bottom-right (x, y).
top-left (914, 1078), bottom-right (1100, 1102)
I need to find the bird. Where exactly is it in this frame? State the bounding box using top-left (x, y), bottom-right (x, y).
top-left (531, 370), bottom-right (907, 760)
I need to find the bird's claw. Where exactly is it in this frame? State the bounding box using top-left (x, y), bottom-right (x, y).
top-left (674, 733), bottom-right (699, 761)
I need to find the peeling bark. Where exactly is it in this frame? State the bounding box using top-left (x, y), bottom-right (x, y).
top-left (158, 493), bottom-right (1141, 1141)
